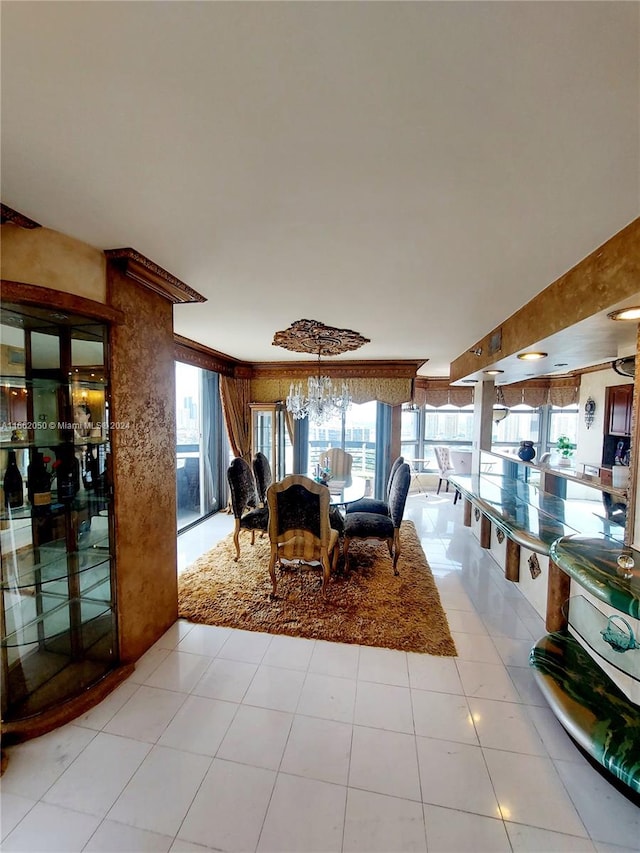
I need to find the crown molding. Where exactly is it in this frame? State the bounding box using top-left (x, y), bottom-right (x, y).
top-left (1, 204), bottom-right (41, 229)
top-left (250, 359), bottom-right (424, 380)
top-left (174, 334), bottom-right (238, 376)
top-left (105, 248), bottom-right (206, 304)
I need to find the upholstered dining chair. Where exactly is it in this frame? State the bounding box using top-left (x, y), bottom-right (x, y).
top-left (449, 449), bottom-right (472, 505)
top-left (227, 457), bottom-right (269, 561)
top-left (342, 462), bottom-right (411, 575)
top-left (317, 447), bottom-right (353, 488)
top-left (433, 445), bottom-right (455, 495)
top-left (345, 455), bottom-right (404, 516)
top-left (252, 451), bottom-right (272, 507)
top-left (266, 475), bottom-right (340, 597)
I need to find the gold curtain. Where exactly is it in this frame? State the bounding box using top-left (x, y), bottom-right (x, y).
top-left (412, 380), bottom-right (473, 408)
top-left (220, 375), bottom-right (252, 460)
top-left (548, 379), bottom-right (580, 407)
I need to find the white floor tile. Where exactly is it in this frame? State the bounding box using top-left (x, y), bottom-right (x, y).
top-left (192, 656), bottom-right (257, 702)
top-left (450, 631), bottom-right (502, 664)
top-left (507, 664), bottom-right (550, 706)
top-left (553, 758), bottom-right (640, 849)
top-left (456, 659), bottom-right (522, 702)
top-left (280, 714), bottom-right (352, 785)
top-left (358, 645), bottom-right (409, 686)
top-left (150, 619), bottom-right (196, 651)
top-left (2, 725), bottom-right (97, 800)
top-left (407, 653), bottom-right (464, 694)
top-left (445, 609), bottom-right (489, 635)
top-left (73, 681), bottom-right (140, 731)
top-left (257, 772), bottom-right (346, 853)
top-left (170, 841), bottom-right (216, 853)
top-left (216, 704), bottom-right (293, 770)
top-left (308, 639), bottom-right (360, 679)
top-left (297, 671), bottom-right (357, 723)
top-left (506, 822), bottom-right (597, 852)
top-left (343, 788), bottom-right (427, 853)
top-left (492, 635), bottom-right (537, 667)
top-left (349, 725), bottom-right (421, 801)
top-left (242, 663), bottom-right (306, 712)
top-left (84, 820), bottom-right (174, 852)
top-left (178, 758), bottom-right (275, 852)
top-left (107, 745), bottom-right (210, 836)
top-left (217, 628), bottom-right (272, 663)
top-left (0, 793), bottom-right (36, 840)
top-left (42, 732), bottom-right (150, 816)
top-left (354, 680), bottom-right (414, 733)
top-left (158, 694), bottom-right (238, 755)
top-left (483, 748), bottom-right (588, 837)
top-left (129, 646), bottom-right (172, 684)
top-left (412, 689), bottom-right (477, 744)
top-left (103, 685), bottom-right (187, 743)
top-left (525, 705), bottom-right (584, 762)
top-left (261, 633), bottom-right (316, 670)
top-left (2, 801), bottom-right (100, 852)
top-left (424, 803), bottom-right (511, 852)
top-left (468, 697), bottom-right (547, 756)
top-left (175, 623), bottom-right (232, 657)
top-left (416, 736), bottom-right (500, 817)
top-left (143, 650), bottom-right (212, 693)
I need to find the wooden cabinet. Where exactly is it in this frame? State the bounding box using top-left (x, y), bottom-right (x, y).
top-left (605, 384), bottom-right (633, 436)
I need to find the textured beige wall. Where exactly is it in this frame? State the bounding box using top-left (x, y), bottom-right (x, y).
top-left (1, 224), bottom-right (106, 301)
top-left (108, 266), bottom-right (178, 663)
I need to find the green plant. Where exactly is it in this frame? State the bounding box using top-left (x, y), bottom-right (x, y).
top-left (556, 435), bottom-right (575, 458)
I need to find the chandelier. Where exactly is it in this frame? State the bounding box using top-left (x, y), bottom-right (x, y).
top-left (286, 354), bottom-right (352, 424)
top-left (272, 319), bottom-right (370, 423)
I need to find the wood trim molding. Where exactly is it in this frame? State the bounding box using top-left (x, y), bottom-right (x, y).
top-left (0, 204), bottom-right (41, 229)
top-left (104, 248), bottom-right (206, 304)
top-left (174, 334), bottom-right (239, 376)
top-left (250, 359), bottom-right (425, 380)
top-left (0, 280), bottom-right (124, 324)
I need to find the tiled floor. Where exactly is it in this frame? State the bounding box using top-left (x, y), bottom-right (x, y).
top-left (3, 492), bottom-right (639, 852)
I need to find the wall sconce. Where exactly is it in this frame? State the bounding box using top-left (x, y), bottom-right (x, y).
top-left (584, 397), bottom-right (596, 429)
top-left (469, 347), bottom-right (483, 357)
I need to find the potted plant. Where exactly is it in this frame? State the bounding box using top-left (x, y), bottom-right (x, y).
top-left (556, 435), bottom-right (575, 467)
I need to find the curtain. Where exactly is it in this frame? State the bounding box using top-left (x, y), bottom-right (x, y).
top-left (220, 375), bottom-right (252, 461)
top-left (201, 370), bottom-right (217, 512)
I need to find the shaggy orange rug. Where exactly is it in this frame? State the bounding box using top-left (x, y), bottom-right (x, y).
top-left (178, 519), bottom-right (456, 655)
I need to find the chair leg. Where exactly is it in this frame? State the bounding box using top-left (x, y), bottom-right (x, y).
top-left (445, 481), bottom-right (449, 492)
top-left (454, 489), bottom-right (460, 505)
top-left (343, 537), bottom-right (351, 571)
top-left (321, 554), bottom-right (331, 597)
top-left (250, 530), bottom-right (255, 545)
top-left (233, 519), bottom-right (241, 561)
top-left (437, 478), bottom-right (442, 495)
top-left (268, 548), bottom-right (278, 597)
top-left (392, 529), bottom-right (401, 575)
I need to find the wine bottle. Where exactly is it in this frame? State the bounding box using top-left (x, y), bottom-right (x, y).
top-left (3, 450), bottom-right (24, 508)
top-left (56, 446), bottom-right (79, 502)
top-left (27, 452), bottom-right (52, 515)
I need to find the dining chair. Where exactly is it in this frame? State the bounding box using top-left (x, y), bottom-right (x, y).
top-left (317, 447), bottom-right (353, 488)
top-left (266, 474), bottom-right (340, 597)
top-left (342, 462), bottom-right (411, 575)
top-left (449, 449), bottom-right (472, 505)
top-left (345, 455), bottom-right (404, 516)
top-left (252, 451), bottom-right (272, 507)
top-left (433, 445), bottom-right (455, 494)
top-left (227, 457), bottom-right (269, 561)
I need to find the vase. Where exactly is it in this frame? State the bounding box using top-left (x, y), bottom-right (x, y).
top-left (517, 441), bottom-right (536, 462)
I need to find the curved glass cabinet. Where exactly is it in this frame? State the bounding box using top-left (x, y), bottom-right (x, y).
top-left (1, 302), bottom-right (117, 723)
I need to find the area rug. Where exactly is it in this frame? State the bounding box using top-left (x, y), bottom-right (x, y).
top-left (178, 520), bottom-right (456, 655)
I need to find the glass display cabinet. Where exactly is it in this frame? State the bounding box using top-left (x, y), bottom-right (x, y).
top-left (250, 403), bottom-right (288, 480)
top-left (1, 302), bottom-right (117, 724)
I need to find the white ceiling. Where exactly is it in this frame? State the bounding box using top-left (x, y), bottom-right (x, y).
top-left (1, 2), bottom-right (639, 376)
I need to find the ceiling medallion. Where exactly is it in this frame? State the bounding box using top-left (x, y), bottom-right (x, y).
top-left (273, 319), bottom-right (370, 423)
top-left (272, 319), bottom-right (370, 356)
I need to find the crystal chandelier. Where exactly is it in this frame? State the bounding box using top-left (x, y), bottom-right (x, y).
top-left (286, 358), bottom-right (352, 424)
top-left (272, 319), bottom-right (370, 423)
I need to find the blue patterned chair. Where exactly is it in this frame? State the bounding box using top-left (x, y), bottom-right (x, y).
top-left (227, 457), bottom-right (269, 561)
top-left (343, 462), bottom-right (411, 575)
top-left (345, 455), bottom-right (404, 516)
top-left (266, 475), bottom-right (340, 597)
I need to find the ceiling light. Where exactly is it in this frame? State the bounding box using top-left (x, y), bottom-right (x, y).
top-left (517, 352), bottom-right (547, 361)
top-left (608, 307), bottom-right (640, 321)
top-left (483, 369), bottom-right (504, 375)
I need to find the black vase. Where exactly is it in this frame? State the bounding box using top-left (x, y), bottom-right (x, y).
top-left (518, 441), bottom-right (536, 462)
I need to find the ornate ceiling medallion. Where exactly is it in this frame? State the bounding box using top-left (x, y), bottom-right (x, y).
top-left (272, 319), bottom-right (370, 356)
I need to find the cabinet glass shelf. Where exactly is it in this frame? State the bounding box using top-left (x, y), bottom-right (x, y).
top-left (568, 594), bottom-right (640, 685)
top-left (1, 306), bottom-right (117, 724)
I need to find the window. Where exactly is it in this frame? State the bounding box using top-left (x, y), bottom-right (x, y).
top-left (492, 405), bottom-right (541, 454)
top-left (307, 400), bottom-right (377, 486)
top-left (401, 404), bottom-right (473, 471)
